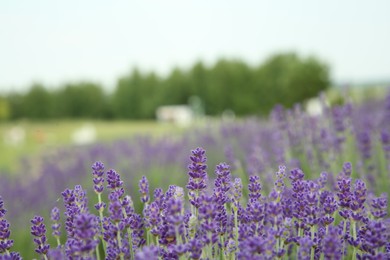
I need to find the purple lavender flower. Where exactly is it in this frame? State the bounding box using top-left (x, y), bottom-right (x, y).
top-left (321, 226), bottom-right (342, 260)
top-left (370, 194), bottom-right (388, 218)
top-left (360, 220), bottom-right (388, 256)
top-left (127, 212), bottom-right (145, 252)
top-left (323, 194), bottom-right (338, 215)
top-left (238, 235), bottom-right (275, 258)
top-left (289, 168), bottom-right (305, 182)
top-left (68, 213), bottom-right (99, 258)
top-left (342, 162), bottom-right (353, 177)
top-left (121, 195), bottom-right (134, 218)
top-left (92, 161), bottom-right (105, 194)
top-left (61, 185), bottom-right (89, 243)
top-left (152, 188), bottom-right (164, 210)
top-left (232, 178), bottom-right (242, 208)
top-left (214, 162), bottom-right (231, 193)
top-left (134, 245), bottom-right (159, 260)
top-left (50, 207), bottom-right (61, 244)
top-left (248, 175), bottom-right (261, 202)
top-left (381, 129), bottom-right (390, 156)
top-left (0, 252), bottom-right (21, 260)
top-left (47, 248), bottom-right (65, 259)
top-left (74, 185), bottom-right (89, 214)
top-left (144, 201), bottom-right (161, 236)
top-left (357, 131), bottom-right (372, 161)
top-left (108, 193), bottom-right (123, 223)
top-left (62, 188), bottom-right (77, 238)
top-left (0, 197), bottom-right (6, 219)
top-left (107, 169), bottom-right (125, 198)
top-left (213, 163), bottom-right (231, 207)
top-left (0, 197), bottom-right (15, 257)
top-left (298, 235), bottom-right (313, 260)
top-left (0, 220), bottom-right (13, 255)
top-left (186, 147), bottom-right (208, 208)
top-left (337, 175), bottom-right (352, 213)
top-left (274, 165), bottom-right (287, 195)
top-left (160, 197), bottom-right (184, 246)
top-left (187, 238), bottom-right (202, 259)
top-left (317, 171), bottom-right (328, 189)
top-left (350, 179), bottom-right (367, 212)
top-left (139, 176), bottom-right (150, 204)
top-left (30, 215), bottom-right (50, 256)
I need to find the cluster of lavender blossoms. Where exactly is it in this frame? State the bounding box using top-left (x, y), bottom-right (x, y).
top-left (1, 147), bottom-right (389, 260)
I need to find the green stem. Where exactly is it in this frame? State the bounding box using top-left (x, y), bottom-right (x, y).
top-left (96, 244), bottom-right (101, 260)
top-left (297, 225), bottom-right (301, 259)
top-left (274, 217), bottom-right (279, 255)
top-left (325, 224), bottom-right (329, 236)
top-left (97, 193), bottom-right (107, 253)
top-left (120, 203), bottom-right (134, 260)
top-left (146, 229), bottom-right (152, 246)
top-left (342, 220), bottom-right (347, 258)
top-left (175, 226), bottom-right (183, 245)
top-left (310, 225), bottom-right (315, 260)
top-left (220, 235), bottom-right (226, 260)
top-left (116, 222), bottom-right (125, 260)
top-left (351, 220), bottom-right (357, 260)
top-left (56, 237), bottom-right (61, 247)
top-left (234, 207), bottom-right (239, 245)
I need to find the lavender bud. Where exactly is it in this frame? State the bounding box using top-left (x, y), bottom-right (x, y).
top-left (139, 176), bottom-right (150, 203)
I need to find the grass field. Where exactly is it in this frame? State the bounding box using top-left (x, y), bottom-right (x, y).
top-left (0, 120), bottom-right (183, 174)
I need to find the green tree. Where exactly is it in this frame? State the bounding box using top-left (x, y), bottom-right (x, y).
top-left (0, 96), bottom-right (10, 121)
top-left (113, 69), bottom-right (145, 119)
top-left (22, 84), bottom-right (53, 119)
top-left (256, 53), bottom-right (330, 111)
top-left (139, 72), bottom-right (161, 118)
top-left (54, 82), bottom-right (107, 118)
top-left (161, 68), bottom-right (191, 105)
top-left (6, 93), bottom-right (24, 120)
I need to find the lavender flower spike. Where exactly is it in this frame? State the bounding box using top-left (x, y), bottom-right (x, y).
top-left (92, 161), bottom-right (105, 194)
top-left (50, 207), bottom-right (61, 246)
top-left (107, 169), bottom-right (125, 198)
top-left (0, 196), bottom-right (16, 256)
top-left (30, 215), bottom-right (50, 258)
top-left (187, 147), bottom-right (208, 209)
top-left (139, 176), bottom-right (150, 204)
top-left (69, 213), bottom-right (99, 258)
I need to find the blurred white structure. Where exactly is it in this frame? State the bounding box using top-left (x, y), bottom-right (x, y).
top-left (71, 123), bottom-right (97, 145)
top-left (222, 109), bottom-right (236, 122)
top-left (156, 105), bottom-right (193, 127)
top-left (306, 98), bottom-right (324, 116)
top-left (3, 126), bottom-right (25, 146)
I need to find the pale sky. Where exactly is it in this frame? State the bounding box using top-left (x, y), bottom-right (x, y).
top-left (1, 0), bottom-right (389, 92)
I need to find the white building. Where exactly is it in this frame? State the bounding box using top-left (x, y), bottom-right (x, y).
top-left (156, 105), bottom-right (193, 127)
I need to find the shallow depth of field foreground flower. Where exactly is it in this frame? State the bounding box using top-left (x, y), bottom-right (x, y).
top-left (1, 147), bottom-right (389, 260)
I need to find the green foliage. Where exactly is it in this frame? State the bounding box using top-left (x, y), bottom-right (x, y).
top-left (0, 97), bottom-right (10, 121)
top-left (254, 53), bottom-right (330, 112)
top-left (53, 82), bottom-right (108, 119)
top-left (3, 52), bottom-right (330, 120)
top-left (112, 69), bottom-right (157, 119)
top-left (6, 93), bottom-right (24, 120)
top-left (22, 84), bottom-right (53, 119)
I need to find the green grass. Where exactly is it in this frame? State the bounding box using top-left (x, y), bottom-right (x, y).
top-left (0, 119), bottom-right (182, 174)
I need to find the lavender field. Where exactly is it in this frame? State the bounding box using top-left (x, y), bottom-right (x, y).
top-left (1, 92), bottom-right (390, 259)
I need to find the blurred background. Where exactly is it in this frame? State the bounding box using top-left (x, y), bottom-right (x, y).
top-left (1, 0), bottom-right (390, 257)
top-left (1, 0), bottom-right (389, 171)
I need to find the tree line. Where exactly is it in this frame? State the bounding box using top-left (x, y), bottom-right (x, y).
top-left (0, 52), bottom-right (330, 120)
